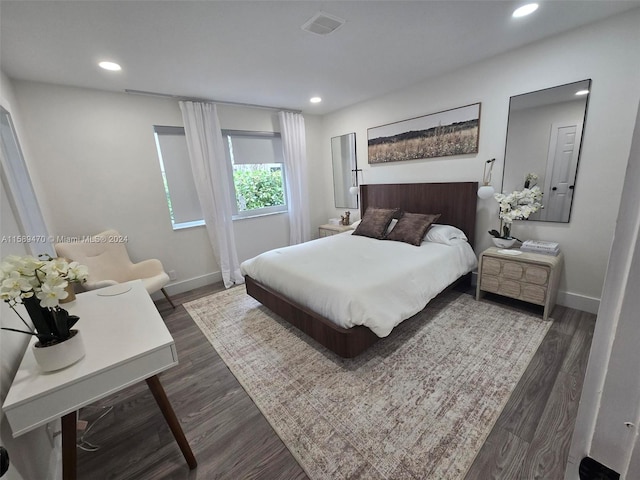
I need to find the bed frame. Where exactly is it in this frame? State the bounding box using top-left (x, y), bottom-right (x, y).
top-left (245, 182), bottom-right (478, 358)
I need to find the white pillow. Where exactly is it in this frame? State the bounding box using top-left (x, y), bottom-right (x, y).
top-left (386, 218), bottom-right (398, 234)
top-left (424, 224), bottom-right (467, 245)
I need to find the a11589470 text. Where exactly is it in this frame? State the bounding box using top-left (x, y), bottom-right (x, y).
top-left (1, 235), bottom-right (129, 244)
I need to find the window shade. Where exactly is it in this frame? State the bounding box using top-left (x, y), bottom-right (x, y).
top-left (225, 132), bottom-right (283, 165)
top-left (153, 126), bottom-right (203, 226)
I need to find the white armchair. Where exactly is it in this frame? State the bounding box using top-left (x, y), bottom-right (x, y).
top-left (54, 229), bottom-right (175, 308)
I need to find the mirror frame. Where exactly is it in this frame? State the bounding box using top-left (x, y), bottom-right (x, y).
top-left (331, 132), bottom-right (358, 209)
top-left (502, 79), bottom-right (591, 223)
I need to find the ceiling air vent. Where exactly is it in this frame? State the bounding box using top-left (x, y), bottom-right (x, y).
top-left (301, 11), bottom-right (345, 36)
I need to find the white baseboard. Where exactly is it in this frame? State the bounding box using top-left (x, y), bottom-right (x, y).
top-left (557, 290), bottom-right (600, 314)
top-left (150, 271), bottom-right (223, 300)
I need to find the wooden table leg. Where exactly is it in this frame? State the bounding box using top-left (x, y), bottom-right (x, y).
top-left (146, 375), bottom-right (197, 469)
top-left (61, 411), bottom-right (77, 480)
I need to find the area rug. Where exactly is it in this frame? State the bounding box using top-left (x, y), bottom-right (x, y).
top-left (184, 287), bottom-right (551, 479)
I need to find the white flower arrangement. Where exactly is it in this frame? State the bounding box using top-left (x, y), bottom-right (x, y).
top-left (1, 254), bottom-right (89, 345)
top-left (489, 186), bottom-right (543, 239)
top-left (1, 255), bottom-right (88, 307)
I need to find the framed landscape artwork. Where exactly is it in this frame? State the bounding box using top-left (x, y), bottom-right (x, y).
top-left (367, 103), bottom-right (481, 164)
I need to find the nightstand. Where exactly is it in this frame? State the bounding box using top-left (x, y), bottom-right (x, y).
top-left (476, 247), bottom-right (564, 320)
top-left (318, 223), bottom-right (354, 237)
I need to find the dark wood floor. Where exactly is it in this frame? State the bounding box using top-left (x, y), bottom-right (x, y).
top-left (77, 283), bottom-right (595, 480)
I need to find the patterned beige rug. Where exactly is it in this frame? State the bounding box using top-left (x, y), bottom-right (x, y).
top-left (185, 287), bottom-right (551, 479)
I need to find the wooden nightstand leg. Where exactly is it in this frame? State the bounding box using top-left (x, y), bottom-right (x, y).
top-left (146, 375), bottom-right (197, 469)
top-left (61, 411), bottom-right (77, 480)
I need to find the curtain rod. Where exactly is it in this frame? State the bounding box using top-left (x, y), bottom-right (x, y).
top-left (124, 89), bottom-right (302, 114)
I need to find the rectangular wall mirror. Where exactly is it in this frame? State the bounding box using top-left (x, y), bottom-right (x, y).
top-left (503, 79), bottom-right (591, 222)
top-left (331, 132), bottom-right (358, 209)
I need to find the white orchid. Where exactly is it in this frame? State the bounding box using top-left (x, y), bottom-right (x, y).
top-left (13, 255), bottom-right (44, 277)
top-left (36, 281), bottom-right (69, 308)
top-left (0, 254), bottom-right (87, 309)
top-left (0, 271), bottom-right (35, 301)
top-left (494, 186), bottom-right (543, 225)
top-left (1, 254), bottom-right (87, 345)
top-left (66, 262), bottom-right (89, 283)
top-left (41, 257), bottom-right (69, 276)
top-left (490, 186), bottom-right (543, 239)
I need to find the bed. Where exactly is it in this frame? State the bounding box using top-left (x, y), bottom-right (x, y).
top-left (242, 182), bottom-right (478, 357)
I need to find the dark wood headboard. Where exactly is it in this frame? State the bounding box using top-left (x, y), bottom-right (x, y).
top-left (359, 182), bottom-right (478, 248)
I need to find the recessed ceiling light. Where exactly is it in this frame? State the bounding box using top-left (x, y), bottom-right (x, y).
top-left (512, 3), bottom-right (539, 18)
top-left (575, 90), bottom-right (590, 96)
top-left (99, 61), bottom-right (122, 71)
top-left (310, 97), bottom-right (322, 104)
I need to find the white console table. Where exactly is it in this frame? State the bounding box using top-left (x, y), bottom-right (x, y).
top-left (3, 280), bottom-right (196, 479)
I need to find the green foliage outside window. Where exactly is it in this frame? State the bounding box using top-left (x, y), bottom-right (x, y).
top-left (233, 165), bottom-right (285, 211)
top-left (161, 173), bottom-right (175, 223)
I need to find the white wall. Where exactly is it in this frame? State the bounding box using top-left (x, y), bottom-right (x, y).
top-left (320, 9), bottom-right (640, 312)
top-left (9, 82), bottom-right (323, 294)
top-left (303, 113), bottom-right (330, 236)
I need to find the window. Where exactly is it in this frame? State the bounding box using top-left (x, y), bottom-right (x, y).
top-left (222, 130), bottom-right (287, 218)
top-left (154, 126), bottom-right (287, 229)
top-left (153, 126), bottom-right (204, 229)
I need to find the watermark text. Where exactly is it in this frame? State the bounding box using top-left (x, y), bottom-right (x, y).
top-left (1, 235), bottom-right (129, 244)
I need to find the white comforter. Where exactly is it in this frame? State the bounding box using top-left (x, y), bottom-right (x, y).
top-left (240, 232), bottom-right (477, 337)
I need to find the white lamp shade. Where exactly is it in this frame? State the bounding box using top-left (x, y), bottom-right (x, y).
top-left (477, 185), bottom-right (495, 199)
top-left (349, 186), bottom-right (359, 195)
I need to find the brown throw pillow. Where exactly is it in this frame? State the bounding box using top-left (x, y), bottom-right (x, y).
top-left (385, 212), bottom-right (441, 246)
top-left (352, 207), bottom-right (399, 239)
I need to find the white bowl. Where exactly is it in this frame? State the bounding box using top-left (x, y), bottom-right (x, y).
top-left (492, 238), bottom-right (517, 249)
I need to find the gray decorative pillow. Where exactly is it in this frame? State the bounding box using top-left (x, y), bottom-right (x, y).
top-left (385, 212), bottom-right (441, 246)
top-left (352, 208), bottom-right (399, 239)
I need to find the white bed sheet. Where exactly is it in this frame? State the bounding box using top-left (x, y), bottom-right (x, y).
top-left (240, 232), bottom-right (477, 337)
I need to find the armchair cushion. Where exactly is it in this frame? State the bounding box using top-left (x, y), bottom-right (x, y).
top-left (55, 229), bottom-right (170, 295)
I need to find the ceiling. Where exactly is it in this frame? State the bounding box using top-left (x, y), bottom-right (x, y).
top-left (1, 1), bottom-right (638, 115)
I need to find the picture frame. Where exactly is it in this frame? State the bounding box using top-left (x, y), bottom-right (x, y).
top-left (367, 103), bottom-right (481, 164)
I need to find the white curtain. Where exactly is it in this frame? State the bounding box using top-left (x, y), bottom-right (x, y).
top-left (179, 101), bottom-right (244, 288)
top-left (279, 111), bottom-right (311, 245)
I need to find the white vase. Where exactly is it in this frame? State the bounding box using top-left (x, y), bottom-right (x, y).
top-left (492, 237), bottom-right (517, 249)
top-left (32, 329), bottom-right (85, 372)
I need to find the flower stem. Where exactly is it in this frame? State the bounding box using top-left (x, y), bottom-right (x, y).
top-left (10, 304), bottom-right (35, 333)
